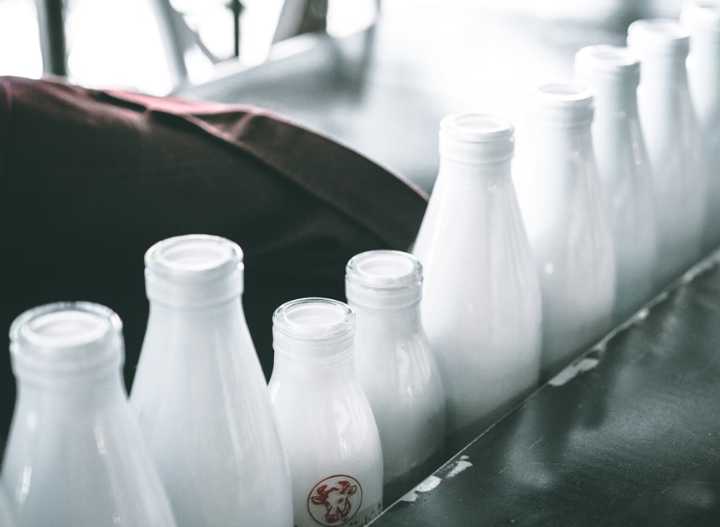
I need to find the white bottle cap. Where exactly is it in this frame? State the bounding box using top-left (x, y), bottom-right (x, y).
top-left (575, 45), bottom-right (641, 86)
top-left (682, 1), bottom-right (720, 34)
top-left (439, 113), bottom-right (515, 164)
top-left (345, 250), bottom-right (422, 309)
top-left (627, 19), bottom-right (690, 59)
top-left (10, 302), bottom-right (124, 381)
top-left (144, 234), bottom-right (244, 308)
top-left (272, 298), bottom-right (355, 359)
top-left (534, 83), bottom-right (595, 126)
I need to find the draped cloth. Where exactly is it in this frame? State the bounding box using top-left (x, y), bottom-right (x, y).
top-left (0, 76), bottom-right (426, 435)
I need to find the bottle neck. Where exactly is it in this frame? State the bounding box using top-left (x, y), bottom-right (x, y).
top-left (640, 55), bottom-right (690, 88)
top-left (147, 296), bottom-right (245, 327)
top-left (271, 346), bottom-right (354, 382)
top-left (690, 32), bottom-right (720, 69)
top-left (688, 32), bottom-right (720, 128)
top-left (15, 370), bottom-right (126, 412)
top-left (638, 57), bottom-right (694, 130)
top-left (142, 298), bottom-right (249, 375)
top-left (352, 301), bottom-right (422, 339)
top-left (590, 78), bottom-right (640, 118)
top-left (271, 298), bottom-right (355, 384)
top-left (533, 119), bottom-right (593, 151)
top-left (437, 157), bottom-right (511, 185)
top-left (530, 120), bottom-right (595, 198)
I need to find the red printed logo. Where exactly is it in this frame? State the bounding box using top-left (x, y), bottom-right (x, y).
top-left (307, 475), bottom-right (363, 526)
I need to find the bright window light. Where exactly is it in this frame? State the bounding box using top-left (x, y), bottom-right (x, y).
top-left (0, 0), bottom-right (43, 78)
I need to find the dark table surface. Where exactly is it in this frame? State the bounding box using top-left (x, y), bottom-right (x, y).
top-left (371, 254), bottom-right (720, 526)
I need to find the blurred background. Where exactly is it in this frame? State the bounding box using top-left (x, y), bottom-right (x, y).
top-left (0, 0), bottom-right (688, 191)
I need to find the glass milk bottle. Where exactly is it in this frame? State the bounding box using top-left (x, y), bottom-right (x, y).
top-left (269, 298), bottom-right (383, 527)
top-left (0, 491), bottom-right (14, 527)
top-left (682, 2), bottom-right (720, 250)
top-left (518, 84), bottom-right (616, 377)
top-left (414, 114), bottom-right (542, 431)
top-left (628, 19), bottom-right (707, 283)
top-left (131, 235), bottom-right (292, 527)
top-left (1, 302), bottom-right (177, 527)
top-left (345, 250), bottom-right (445, 484)
top-left (575, 45), bottom-right (658, 320)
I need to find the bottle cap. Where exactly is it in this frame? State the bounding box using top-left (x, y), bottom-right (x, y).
top-left (10, 302), bottom-right (124, 381)
top-left (346, 250), bottom-right (422, 309)
top-left (272, 298), bottom-right (355, 359)
top-left (682, 1), bottom-right (720, 34)
top-left (533, 82), bottom-right (595, 126)
top-left (628, 19), bottom-right (690, 59)
top-left (145, 234), bottom-right (244, 307)
top-left (439, 113), bottom-right (515, 164)
top-left (575, 45), bottom-right (641, 86)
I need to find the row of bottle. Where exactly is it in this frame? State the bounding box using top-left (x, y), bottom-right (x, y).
top-left (0, 6), bottom-right (718, 527)
top-left (416, 9), bottom-right (720, 433)
top-left (0, 235), bottom-right (448, 527)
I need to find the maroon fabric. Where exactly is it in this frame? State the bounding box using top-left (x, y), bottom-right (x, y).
top-left (0, 76), bottom-right (426, 436)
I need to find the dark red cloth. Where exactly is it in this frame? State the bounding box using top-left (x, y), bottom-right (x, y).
top-left (0, 76), bottom-right (426, 436)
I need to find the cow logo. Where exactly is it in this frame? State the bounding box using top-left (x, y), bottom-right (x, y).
top-left (307, 475), bottom-right (363, 526)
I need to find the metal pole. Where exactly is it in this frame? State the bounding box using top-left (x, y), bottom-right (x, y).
top-left (230, 0), bottom-right (243, 58)
top-left (36, 0), bottom-right (67, 76)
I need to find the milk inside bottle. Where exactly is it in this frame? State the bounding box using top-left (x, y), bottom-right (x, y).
top-left (2, 302), bottom-right (177, 527)
top-left (628, 19), bottom-right (707, 282)
top-left (414, 113), bottom-right (542, 430)
top-left (131, 235), bottom-right (292, 527)
top-left (518, 84), bottom-right (616, 377)
top-left (0, 489), bottom-right (15, 527)
top-left (346, 250), bottom-right (445, 484)
top-left (269, 298), bottom-right (383, 527)
top-left (682, 2), bottom-right (720, 250)
top-left (575, 45), bottom-right (658, 320)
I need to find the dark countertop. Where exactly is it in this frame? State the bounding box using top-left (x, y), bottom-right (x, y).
top-left (371, 254), bottom-right (720, 526)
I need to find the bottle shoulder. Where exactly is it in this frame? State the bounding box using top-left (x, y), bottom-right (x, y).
top-left (2, 407), bottom-right (176, 527)
top-left (353, 332), bottom-right (444, 399)
top-left (271, 377), bottom-right (377, 436)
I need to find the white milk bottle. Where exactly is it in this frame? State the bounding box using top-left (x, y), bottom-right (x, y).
top-left (628, 19), bottom-right (707, 283)
top-left (345, 250), bottom-right (445, 484)
top-left (682, 2), bottom-right (720, 250)
top-left (414, 113), bottom-right (542, 431)
top-left (575, 45), bottom-right (658, 320)
top-left (0, 490), bottom-right (14, 527)
top-left (518, 84), bottom-right (616, 377)
top-left (131, 235), bottom-right (292, 527)
top-left (269, 298), bottom-right (383, 527)
top-left (1, 302), bottom-right (177, 527)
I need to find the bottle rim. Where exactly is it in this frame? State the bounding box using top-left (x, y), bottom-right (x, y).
top-left (273, 297), bottom-right (354, 342)
top-left (628, 19), bottom-right (690, 58)
top-left (533, 82), bottom-right (594, 126)
top-left (145, 234), bottom-right (244, 283)
top-left (9, 301), bottom-right (123, 377)
top-left (575, 45), bottom-right (641, 82)
top-left (440, 113), bottom-right (514, 143)
top-left (346, 250), bottom-right (422, 290)
top-left (682, 1), bottom-right (720, 34)
top-left (144, 234), bottom-right (245, 307)
top-left (346, 250), bottom-right (422, 309)
top-left (439, 113), bottom-right (515, 164)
